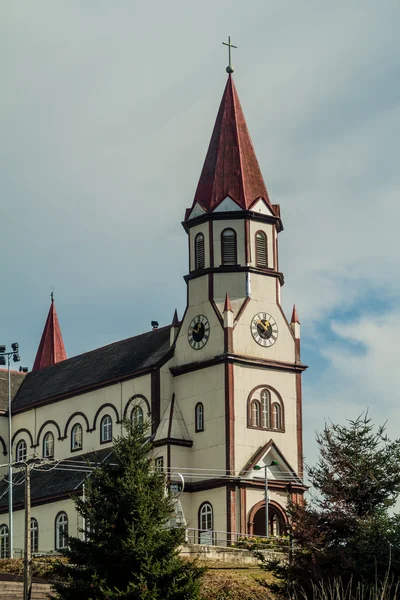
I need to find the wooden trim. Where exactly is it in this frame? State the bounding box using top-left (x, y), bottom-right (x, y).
top-left (208, 273), bottom-right (224, 326)
top-left (11, 428), bottom-right (34, 449)
top-left (182, 210), bottom-right (283, 233)
top-left (0, 436), bottom-right (7, 456)
top-left (246, 385), bottom-right (285, 433)
top-left (92, 403), bottom-right (121, 431)
top-left (235, 296), bottom-right (251, 325)
top-left (184, 265), bottom-right (284, 286)
top-left (225, 363), bottom-right (234, 475)
top-left (184, 477), bottom-right (306, 494)
top-left (151, 370), bottom-right (161, 434)
top-left (123, 394), bottom-right (150, 420)
top-left (240, 487), bottom-right (246, 533)
top-left (35, 420), bottom-right (62, 447)
top-left (296, 373), bottom-right (304, 478)
top-left (99, 414), bottom-right (113, 444)
top-left (245, 219), bottom-right (251, 264)
top-left (152, 438), bottom-right (193, 448)
top-left (247, 499), bottom-right (288, 536)
top-left (171, 353), bottom-right (308, 377)
top-left (167, 394), bottom-right (175, 439)
top-left (63, 411), bottom-right (91, 438)
top-left (226, 484), bottom-right (236, 541)
top-left (209, 220), bottom-right (214, 268)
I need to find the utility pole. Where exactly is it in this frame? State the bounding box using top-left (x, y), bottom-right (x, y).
top-left (23, 462), bottom-right (31, 600)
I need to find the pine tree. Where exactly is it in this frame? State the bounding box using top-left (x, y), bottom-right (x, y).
top-left (50, 421), bottom-right (205, 599)
top-left (262, 414), bottom-right (400, 596)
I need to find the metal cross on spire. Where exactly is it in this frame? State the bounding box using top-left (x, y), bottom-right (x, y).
top-left (222, 36), bottom-right (237, 74)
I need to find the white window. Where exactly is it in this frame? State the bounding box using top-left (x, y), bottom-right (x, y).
top-left (43, 432), bottom-right (54, 458)
top-left (0, 525), bottom-right (8, 558)
top-left (251, 400), bottom-right (261, 427)
top-left (131, 406), bottom-right (143, 427)
top-left (199, 503), bottom-right (213, 545)
top-left (195, 403), bottom-right (204, 432)
top-left (261, 390), bottom-right (270, 428)
top-left (30, 518), bottom-right (38, 553)
top-left (71, 424), bottom-right (83, 451)
top-left (55, 512), bottom-right (68, 550)
top-left (272, 403), bottom-right (282, 430)
top-left (155, 457), bottom-right (164, 472)
top-left (16, 439), bottom-right (27, 462)
top-left (100, 415), bottom-right (112, 443)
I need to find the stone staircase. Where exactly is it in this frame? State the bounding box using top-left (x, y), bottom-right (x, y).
top-left (0, 579), bottom-right (51, 599)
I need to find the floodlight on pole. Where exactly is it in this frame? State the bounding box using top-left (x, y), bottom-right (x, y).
top-left (254, 460), bottom-right (279, 538)
top-left (0, 343), bottom-right (23, 558)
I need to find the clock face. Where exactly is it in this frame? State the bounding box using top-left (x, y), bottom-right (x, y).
top-left (188, 315), bottom-right (210, 350)
top-left (251, 312), bottom-right (278, 347)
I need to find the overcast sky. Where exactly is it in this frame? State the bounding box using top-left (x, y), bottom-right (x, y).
top-left (1, 1), bottom-right (399, 471)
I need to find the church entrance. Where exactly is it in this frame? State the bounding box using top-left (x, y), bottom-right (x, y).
top-left (250, 503), bottom-right (286, 537)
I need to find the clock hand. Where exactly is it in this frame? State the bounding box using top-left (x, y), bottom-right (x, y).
top-left (257, 319), bottom-right (268, 332)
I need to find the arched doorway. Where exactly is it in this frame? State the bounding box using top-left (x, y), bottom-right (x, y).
top-left (249, 501), bottom-right (286, 537)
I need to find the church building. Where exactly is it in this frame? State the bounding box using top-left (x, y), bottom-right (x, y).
top-left (0, 72), bottom-right (307, 556)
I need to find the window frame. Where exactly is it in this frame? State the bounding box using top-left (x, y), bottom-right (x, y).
top-left (255, 230), bottom-right (268, 268)
top-left (0, 524), bottom-right (9, 558)
top-left (251, 400), bottom-right (261, 427)
top-left (131, 405), bottom-right (144, 427)
top-left (155, 456), bottom-right (164, 472)
top-left (100, 414), bottom-right (112, 444)
top-left (194, 232), bottom-right (205, 270)
top-left (247, 386), bottom-right (285, 432)
top-left (55, 512), bottom-right (69, 551)
top-left (71, 423), bottom-right (83, 452)
top-left (221, 228), bottom-right (237, 266)
top-left (30, 517), bottom-right (39, 553)
top-left (16, 439), bottom-right (27, 462)
top-left (272, 402), bottom-right (282, 430)
top-left (42, 432), bottom-right (54, 458)
top-left (198, 502), bottom-right (214, 545)
top-left (195, 402), bottom-right (205, 433)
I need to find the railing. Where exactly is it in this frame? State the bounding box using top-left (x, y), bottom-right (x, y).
top-left (185, 528), bottom-right (289, 550)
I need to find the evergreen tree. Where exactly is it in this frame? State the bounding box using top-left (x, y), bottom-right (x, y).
top-left (262, 414), bottom-right (400, 596)
top-left (50, 421), bottom-right (205, 600)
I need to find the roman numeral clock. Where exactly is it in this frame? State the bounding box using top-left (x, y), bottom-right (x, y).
top-left (251, 312), bottom-right (278, 347)
top-left (188, 315), bottom-right (210, 350)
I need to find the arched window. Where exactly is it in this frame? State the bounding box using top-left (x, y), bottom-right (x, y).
top-left (0, 525), bottom-right (9, 558)
top-left (100, 415), bottom-right (112, 443)
top-left (195, 403), bottom-right (204, 432)
top-left (261, 389), bottom-right (271, 429)
top-left (30, 518), bottom-right (39, 553)
top-left (221, 229), bottom-right (237, 265)
top-left (71, 424), bottom-right (83, 451)
top-left (198, 502), bottom-right (213, 545)
top-left (255, 231), bottom-right (268, 268)
top-left (16, 439), bottom-right (27, 462)
top-left (43, 432), bottom-right (54, 458)
top-left (55, 512), bottom-right (68, 550)
top-left (272, 403), bottom-right (283, 430)
top-left (131, 406), bottom-right (144, 427)
top-left (195, 233), bottom-right (205, 270)
top-left (251, 400), bottom-right (261, 427)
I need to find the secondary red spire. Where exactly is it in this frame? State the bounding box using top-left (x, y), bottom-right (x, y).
top-left (191, 74), bottom-right (272, 213)
top-left (32, 294), bottom-right (67, 372)
top-left (291, 305), bottom-right (300, 324)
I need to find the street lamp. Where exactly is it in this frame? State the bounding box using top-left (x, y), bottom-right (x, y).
top-left (254, 459), bottom-right (279, 538)
top-left (0, 343), bottom-right (23, 558)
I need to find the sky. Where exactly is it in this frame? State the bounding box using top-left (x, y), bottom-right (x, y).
top-left (1, 1), bottom-right (399, 473)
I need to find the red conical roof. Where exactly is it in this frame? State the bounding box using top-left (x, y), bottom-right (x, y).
top-left (291, 305), bottom-right (300, 324)
top-left (32, 296), bottom-right (67, 372)
top-left (192, 75), bottom-right (272, 213)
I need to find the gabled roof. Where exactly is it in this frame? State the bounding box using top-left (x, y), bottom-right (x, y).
top-left (32, 297), bottom-right (67, 372)
top-left (13, 326), bottom-right (172, 413)
top-left (0, 370), bottom-right (25, 413)
top-left (191, 75), bottom-right (273, 214)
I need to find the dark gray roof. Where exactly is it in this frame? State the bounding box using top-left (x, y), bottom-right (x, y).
top-left (12, 326), bottom-right (172, 413)
top-left (0, 370), bottom-right (25, 412)
top-left (0, 448), bottom-right (115, 513)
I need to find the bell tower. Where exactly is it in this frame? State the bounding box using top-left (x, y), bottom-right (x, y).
top-left (170, 69), bottom-right (306, 539)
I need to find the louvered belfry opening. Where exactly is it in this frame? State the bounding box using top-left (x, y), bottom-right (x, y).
top-left (221, 228), bottom-right (237, 265)
top-left (255, 231), bottom-right (268, 268)
top-left (195, 233), bottom-right (205, 269)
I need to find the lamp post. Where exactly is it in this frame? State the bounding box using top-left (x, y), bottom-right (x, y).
top-left (0, 343), bottom-right (22, 558)
top-left (254, 460), bottom-right (279, 538)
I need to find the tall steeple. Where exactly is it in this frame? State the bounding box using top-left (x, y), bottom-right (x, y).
top-left (32, 294), bottom-right (67, 372)
top-left (191, 74), bottom-right (273, 214)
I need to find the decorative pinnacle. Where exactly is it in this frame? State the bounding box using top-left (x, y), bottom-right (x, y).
top-left (222, 36), bottom-right (237, 73)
